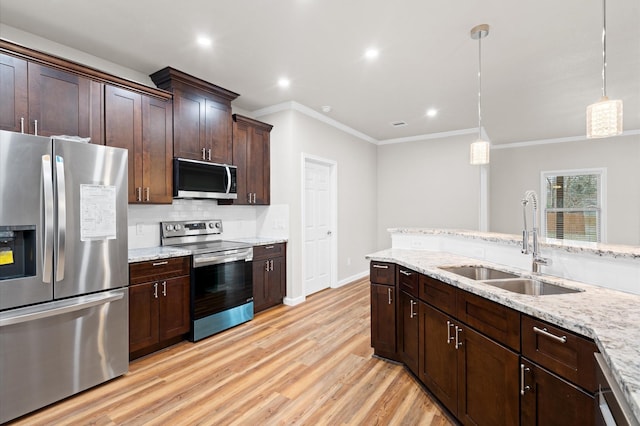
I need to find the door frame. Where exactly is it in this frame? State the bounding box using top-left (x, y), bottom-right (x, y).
top-left (301, 153), bottom-right (338, 295)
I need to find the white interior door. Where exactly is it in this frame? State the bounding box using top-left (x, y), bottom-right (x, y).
top-left (303, 158), bottom-right (334, 296)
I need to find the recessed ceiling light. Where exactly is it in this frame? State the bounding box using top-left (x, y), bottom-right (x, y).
top-left (426, 108), bottom-right (438, 117)
top-left (196, 36), bottom-right (212, 47)
top-left (364, 48), bottom-right (379, 60)
top-left (278, 78), bottom-right (290, 88)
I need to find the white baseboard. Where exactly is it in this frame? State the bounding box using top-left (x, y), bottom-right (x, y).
top-left (283, 295), bottom-right (306, 306)
top-left (334, 270), bottom-right (369, 288)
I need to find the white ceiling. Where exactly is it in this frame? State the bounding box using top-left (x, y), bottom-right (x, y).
top-left (1, 0), bottom-right (638, 144)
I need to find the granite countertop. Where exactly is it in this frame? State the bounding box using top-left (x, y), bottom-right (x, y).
top-left (367, 248), bottom-right (640, 422)
top-left (229, 237), bottom-right (288, 246)
top-left (389, 228), bottom-right (640, 260)
top-left (128, 238), bottom-right (287, 263)
top-left (128, 246), bottom-right (191, 263)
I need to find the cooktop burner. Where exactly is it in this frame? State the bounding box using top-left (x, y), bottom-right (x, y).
top-left (170, 240), bottom-right (252, 255)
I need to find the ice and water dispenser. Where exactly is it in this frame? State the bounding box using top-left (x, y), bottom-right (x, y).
top-left (0, 225), bottom-right (36, 281)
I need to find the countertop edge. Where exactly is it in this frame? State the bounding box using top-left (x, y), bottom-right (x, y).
top-left (389, 228), bottom-right (640, 260)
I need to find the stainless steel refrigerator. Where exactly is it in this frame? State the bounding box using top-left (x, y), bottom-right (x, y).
top-left (0, 130), bottom-right (129, 423)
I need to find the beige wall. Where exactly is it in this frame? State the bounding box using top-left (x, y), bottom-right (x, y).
top-left (260, 109), bottom-right (378, 302)
top-left (490, 134), bottom-right (640, 245)
top-left (376, 134), bottom-right (482, 249)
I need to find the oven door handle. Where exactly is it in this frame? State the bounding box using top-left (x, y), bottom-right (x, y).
top-left (193, 248), bottom-right (253, 268)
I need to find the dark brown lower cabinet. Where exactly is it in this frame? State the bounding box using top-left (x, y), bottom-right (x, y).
top-left (399, 290), bottom-right (419, 374)
top-left (418, 301), bottom-right (519, 425)
top-left (371, 282), bottom-right (397, 360)
top-left (521, 358), bottom-right (595, 426)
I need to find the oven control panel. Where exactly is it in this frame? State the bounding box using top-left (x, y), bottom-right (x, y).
top-left (161, 220), bottom-right (223, 238)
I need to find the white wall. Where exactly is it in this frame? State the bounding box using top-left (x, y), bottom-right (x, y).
top-left (258, 109), bottom-right (378, 304)
top-left (490, 134), bottom-right (640, 245)
top-left (376, 134), bottom-right (482, 250)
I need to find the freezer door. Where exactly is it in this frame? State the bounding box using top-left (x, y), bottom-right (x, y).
top-left (52, 139), bottom-right (128, 298)
top-left (0, 131), bottom-right (54, 310)
top-left (0, 288), bottom-right (129, 423)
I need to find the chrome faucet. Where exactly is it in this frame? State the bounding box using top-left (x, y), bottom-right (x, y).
top-left (521, 190), bottom-right (549, 273)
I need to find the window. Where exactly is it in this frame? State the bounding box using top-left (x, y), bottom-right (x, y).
top-left (541, 169), bottom-right (606, 243)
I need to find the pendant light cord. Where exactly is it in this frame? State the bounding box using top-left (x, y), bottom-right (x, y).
top-left (477, 34), bottom-right (483, 140)
top-left (602, 0), bottom-right (607, 98)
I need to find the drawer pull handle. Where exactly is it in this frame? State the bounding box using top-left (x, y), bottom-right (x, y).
top-left (373, 264), bottom-right (388, 269)
top-left (520, 364), bottom-right (531, 395)
top-left (446, 321), bottom-right (455, 344)
top-left (533, 326), bottom-right (567, 344)
top-left (455, 326), bottom-right (462, 349)
top-left (152, 261), bottom-right (169, 267)
top-left (265, 245), bottom-right (274, 249)
top-left (400, 270), bottom-right (412, 276)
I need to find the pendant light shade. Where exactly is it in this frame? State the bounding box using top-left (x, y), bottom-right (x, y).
top-left (586, 0), bottom-right (623, 138)
top-left (470, 139), bottom-right (490, 165)
top-left (470, 24), bottom-right (490, 165)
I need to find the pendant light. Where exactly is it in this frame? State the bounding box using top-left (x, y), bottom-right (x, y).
top-left (470, 24), bottom-right (490, 165)
top-left (586, 0), bottom-right (623, 138)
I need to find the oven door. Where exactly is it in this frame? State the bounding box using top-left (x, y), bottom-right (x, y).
top-left (191, 257), bottom-right (253, 321)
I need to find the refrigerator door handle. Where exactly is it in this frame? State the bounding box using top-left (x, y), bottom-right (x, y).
top-left (55, 155), bottom-right (66, 282)
top-left (42, 155), bottom-right (54, 284)
top-left (0, 290), bottom-right (124, 327)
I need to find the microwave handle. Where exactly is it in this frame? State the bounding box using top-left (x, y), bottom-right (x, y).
top-left (225, 166), bottom-right (231, 194)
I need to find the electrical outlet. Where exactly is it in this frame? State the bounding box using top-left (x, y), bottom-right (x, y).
top-left (136, 223), bottom-right (144, 235)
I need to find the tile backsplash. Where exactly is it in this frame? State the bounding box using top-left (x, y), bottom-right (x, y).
top-left (128, 199), bottom-right (289, 249)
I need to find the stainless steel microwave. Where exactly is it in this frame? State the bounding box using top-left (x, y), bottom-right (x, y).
top-left (173, 158), bottom-right (237, 199)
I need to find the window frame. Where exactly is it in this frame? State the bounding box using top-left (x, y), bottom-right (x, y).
top-left (539, 168), bottom-right (607, 243)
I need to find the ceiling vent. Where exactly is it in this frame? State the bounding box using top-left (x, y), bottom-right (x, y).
top-left (390, 121), bottom-right (407, 128)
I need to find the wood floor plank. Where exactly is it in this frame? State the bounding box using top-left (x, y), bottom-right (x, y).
top-left (9, 277), bottom-right (454, 426)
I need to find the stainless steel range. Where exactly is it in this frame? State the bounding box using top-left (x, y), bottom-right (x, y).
top-left (161, 220), bottom-right (253, 341)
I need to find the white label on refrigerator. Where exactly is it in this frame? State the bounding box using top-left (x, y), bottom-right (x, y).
top-left (80, 184), bottom-right (117, 241)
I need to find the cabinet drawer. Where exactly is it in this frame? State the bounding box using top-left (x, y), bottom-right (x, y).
top-left (419, 275), bottom-right (456, 316)
top-left (456, 290), bottom-right (520, 351)
top-left (129, 256), bottom-right (190, 285)
top-left (370, 262), bottom-right (396, 285)
top-left (398, 267), bottom-right (419, 297)
top-left (253, 243), bottom-right (285, 260)
top-left (522, 315), bottom-right (597, 393)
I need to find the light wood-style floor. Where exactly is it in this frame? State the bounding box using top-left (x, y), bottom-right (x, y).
top-left (11, 277), bottom-right (454, 426)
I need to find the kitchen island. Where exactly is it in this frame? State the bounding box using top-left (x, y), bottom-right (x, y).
top-left (367, 242), bottom-right (640, 424)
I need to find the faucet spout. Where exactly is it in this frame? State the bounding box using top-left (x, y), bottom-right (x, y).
top-left (521, 190), bottom-right (549, 273)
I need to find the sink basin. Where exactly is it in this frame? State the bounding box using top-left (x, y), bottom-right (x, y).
top-left (482, 279), bottom-right (582, 296)
top-left (440, 266), bottom-right (519, 281)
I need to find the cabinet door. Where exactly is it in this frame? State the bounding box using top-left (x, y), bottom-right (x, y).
top-left (0, 53), bottom-right (28, 133)
top-left (142, 95), bottom-right (173, 203)
top-left (521, 359), bottom-right (595, 426)
top-left (457, 325), bottom-right (520, 426)
top-left (27, 62), bottom-right (91, 137)
top-left (159, 276), bottom-right (190, 340)
top-left (399, 291), bottom-right (419, 374)
top-left (266, 256), bottom-right (284, 306)
top-left (129, 282), bottom-right (159, 353)
top-left (418, 301), bottom-right (458, 415)
top-left (205, 98), bottom-right (232, 164)
top-left (247, 125), bottom-right (270, 204)
top-left (370, 283), bottom-right (397, 359)
top-left (173, 89), bottom-right (206, 161)
top-left (232, 119), bottom-right (250, 204)
top-left (252, 260), bottom-right (268, 313)
top-left (105, 85), bottom-right (142, 203)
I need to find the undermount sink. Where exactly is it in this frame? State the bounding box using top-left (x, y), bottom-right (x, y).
top-left (440, 266), bottom-right (583, 296)
top-left (440, 266), bottom-right (519, 281)
top-left (482, 279), bottom-right (583, 296)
